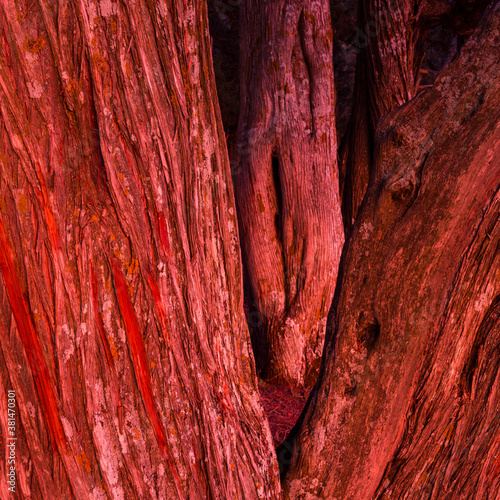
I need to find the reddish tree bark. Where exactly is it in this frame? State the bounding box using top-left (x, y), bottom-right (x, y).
top-left (2, 1), bottom-right (499, 498)
top-left (339, 0), bottom-right (426, 233)
top-left (339, 0), bottom-right (491, 233)
top-left (282, 2), bottom-right (500, 497)
top-left (234, 0), bottom-right (344, 387)
top-left (0, 1), bottom-right (280, 498)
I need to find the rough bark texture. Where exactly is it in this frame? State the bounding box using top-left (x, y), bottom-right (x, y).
top-left (282, 2), bottom-right (500, 498)
top-left (234, 0), bottom-right (344, 387)
top-left (0, 1), bottom-right (281, 498)
top-left (339, 0), bottom-right (426, 233)
top-left (339, 0), bottom-right (491, 234)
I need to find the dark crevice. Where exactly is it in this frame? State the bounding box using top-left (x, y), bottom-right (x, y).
top-left (360, 320), bottom-right (380, 353)
top-left (356, 310), bottom-right (381, 354)
top-left (297, 9), bottom-right (315, 136)
top-left (207, 0), bottom-right (240, 141)
top-left (271, 147), bottom-right (290, 310)
top-left (271, 148), bottom-right (283, 245)
top-left (243, 258), bottom-right (266, 374)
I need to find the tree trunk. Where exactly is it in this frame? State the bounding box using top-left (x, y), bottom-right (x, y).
top-left (339, 0), bottom-right (427, 233)
top-left (0, 1), bottom-right (281, 498)
top-left (338, 0), bottom-right (491, 234)
top-left (234, 0), bottom-right (344, 387)
top-left (282, 2), bottom-right (500, 498)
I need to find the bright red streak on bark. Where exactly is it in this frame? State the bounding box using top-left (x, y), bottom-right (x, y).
top-left (146, 268), bottom-right (170, 345)
top-left (0, 215), bottom-right (66, 453)
top-left (109, 257), bottom-right (181, 488)
top-left (157, 213), bottom-right (170, 256)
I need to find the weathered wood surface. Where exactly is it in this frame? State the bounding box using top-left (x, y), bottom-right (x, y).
top-left (0, 0), bottom-right (281, 498)
top-left (339, 0), bottom-right (426, 233)
top-left (282, 2), bottom-right (500, 498)
top-left (235, 0), bottom-right (344, 387)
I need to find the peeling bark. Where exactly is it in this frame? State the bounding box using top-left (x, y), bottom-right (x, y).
top-left (282, 2), bottom-right (500, 498)
top-left (0, 1), bottom-right (280, 498)
top-left (235, 0), bottom-right (344, 387)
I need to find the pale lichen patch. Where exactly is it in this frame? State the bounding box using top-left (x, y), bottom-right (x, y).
top-left (99, 0), bottom-right (117, 17)
top-left (61, 324), bottom-right (75, 363)
top-left (27, 81), bottom-right (43, 99)
top-left (360, 222), bottom-right (374, 240)
top-left (93, 413), bottom-right (123, 499)
top-left (474, 283), bottom-right (494, 312)
top-left (61, 416), bottom-right (74, 440)
top-left (91, 486), bottom-right (107, 500)
top-left (287, 479), bottom-right (322, 500)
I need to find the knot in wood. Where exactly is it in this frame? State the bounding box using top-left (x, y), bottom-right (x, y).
top-left (388, 175), bottom-right (417, 202)
top-left (356, 311), bottom-right (380, 353)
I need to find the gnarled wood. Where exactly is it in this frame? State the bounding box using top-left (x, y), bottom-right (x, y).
top-left (283, 2), bottom-right (500, 498)
top-left (339, 0), bottom-right (426, 233)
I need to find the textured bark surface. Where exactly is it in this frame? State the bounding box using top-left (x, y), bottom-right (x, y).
top-left (234, 0), bottom-right (344, 387)
top-left (339, 0), bottom-right (425, 233)
top-left (0, 1), bottom-right (281, 498)
top-left (339, 0), bottom-right (491, 233)
top-left (282, 2), bottom-right (500, 498)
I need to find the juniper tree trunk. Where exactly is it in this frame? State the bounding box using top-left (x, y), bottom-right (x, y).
top-left (339, 0), bottom-right (426, 233)
top-left (234, 0), bottom-right (344, 387)
top-left (0, 1), bottom-right (281, 498)
top-left (339, 0), bottom-right (491, 234)
top-left (282, 1), bottom-right (500, 498)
